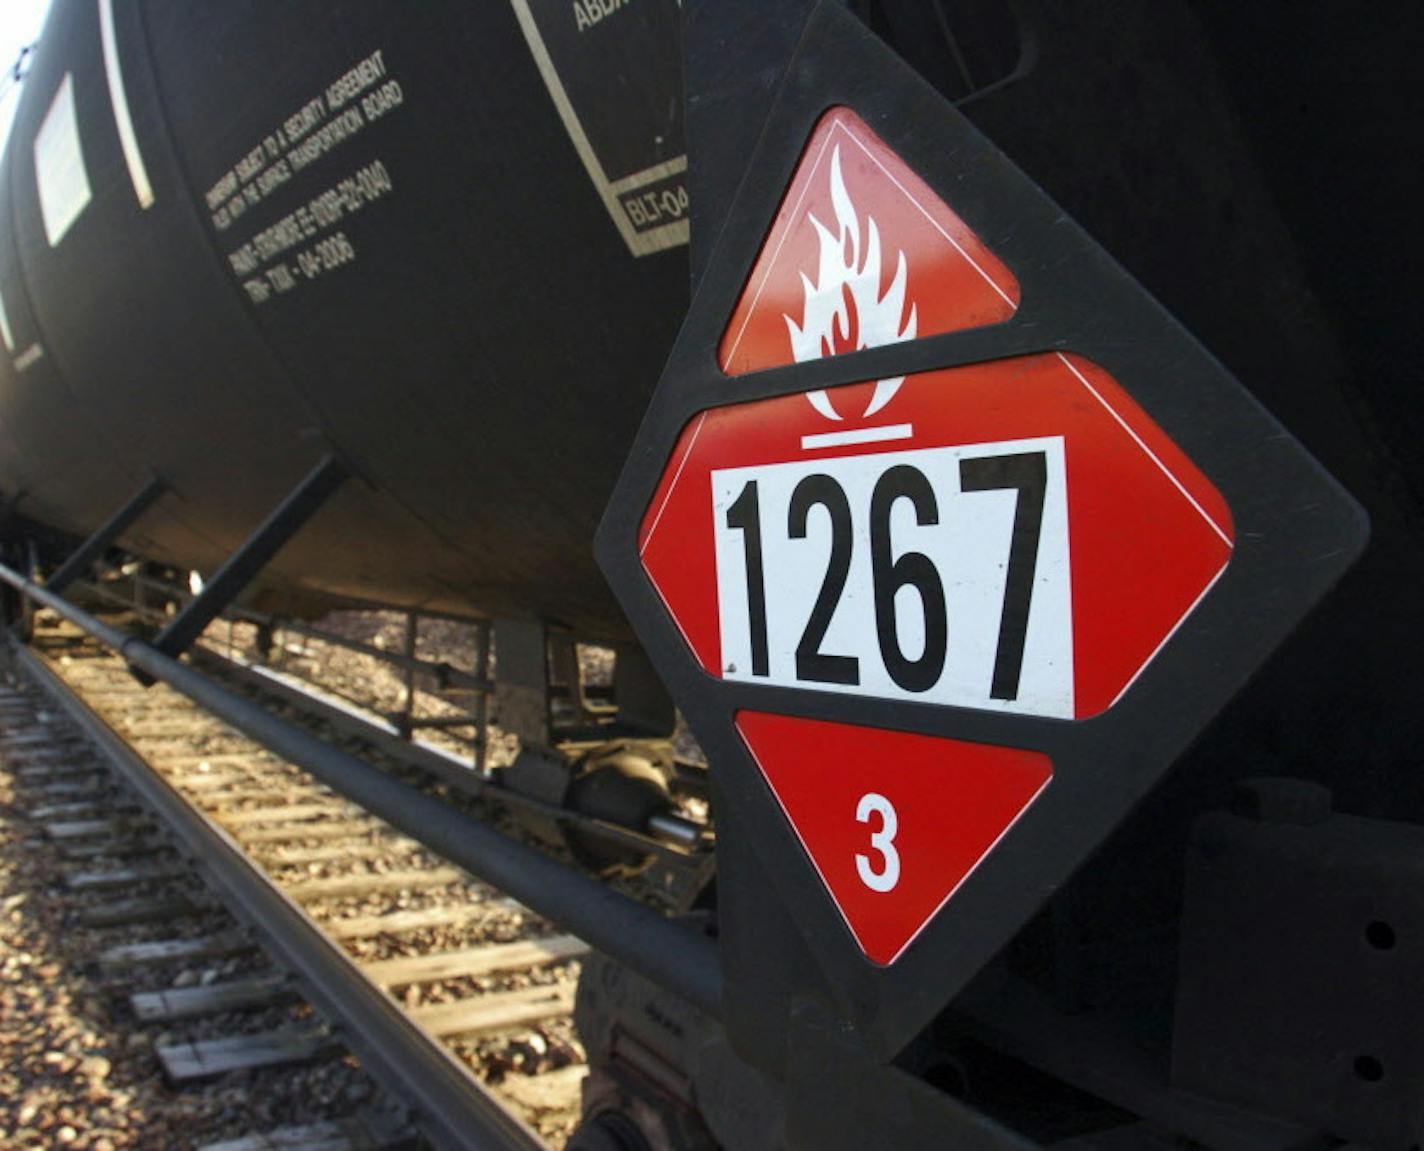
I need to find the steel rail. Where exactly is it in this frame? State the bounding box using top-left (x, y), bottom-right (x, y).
top-left (0, 562), bottom-right (723, 1020)
top-left (10, 638), bottom-right (545, 1151)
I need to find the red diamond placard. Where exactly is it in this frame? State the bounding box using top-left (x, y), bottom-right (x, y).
top-left (737, 711), bottom-right (1053, 965)
top-left (637, 100), bottom-right (1235, 968)
top-left (640, 353), bottom-right (1235, 721)
top-left (599, 11), bottom-right (1365, 1020)
top-left (718, 105), bottom-right (1019, 384)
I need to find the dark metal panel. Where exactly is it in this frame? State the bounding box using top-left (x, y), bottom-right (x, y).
top-left (597, 0), bottom-right (1366, 1063)
top-left (683, 0), bottom-right (817, 291)
top-left (1174, 795), bottom-right (1424, 1148)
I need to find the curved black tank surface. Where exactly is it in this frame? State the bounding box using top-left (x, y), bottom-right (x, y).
top-left (0, 0), bottom-right (689, 636)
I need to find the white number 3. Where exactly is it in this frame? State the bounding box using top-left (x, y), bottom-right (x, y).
top-left (856, 792), bottom-right (900, 892)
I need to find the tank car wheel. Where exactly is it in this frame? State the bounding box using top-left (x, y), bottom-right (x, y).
top-left (570, 1067), bottom-right (719, 1151)
top-left (567, 1110), bottom-right (654, 1151)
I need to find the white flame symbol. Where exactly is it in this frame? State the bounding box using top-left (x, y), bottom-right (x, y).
top-left (784, 145), bottom-right (918, 421)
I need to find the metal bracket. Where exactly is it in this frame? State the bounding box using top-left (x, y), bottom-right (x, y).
top-left (46, 475), bottom-right (168, 594)
top-left (150, 454), bottom-right (347, 661)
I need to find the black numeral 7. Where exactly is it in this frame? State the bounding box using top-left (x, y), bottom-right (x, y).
top-left (959, 452), bottom-right (1047, 701)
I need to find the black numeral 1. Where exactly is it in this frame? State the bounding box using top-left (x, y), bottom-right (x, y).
top-left (726, 480), bottom-right (769, 676)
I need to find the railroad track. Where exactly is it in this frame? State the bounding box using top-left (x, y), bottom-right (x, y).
top-left (2, 618), bottom-right (596, 1150)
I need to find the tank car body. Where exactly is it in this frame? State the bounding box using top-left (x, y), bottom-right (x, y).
top-left (0, 0), bottom-right (687, 636)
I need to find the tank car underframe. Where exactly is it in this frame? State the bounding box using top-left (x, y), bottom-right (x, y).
top-left (70, 554), bottom-right (712, 882)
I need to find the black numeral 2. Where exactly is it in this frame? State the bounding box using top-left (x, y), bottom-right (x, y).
top-left (788, 475), bottom-right (860, 684)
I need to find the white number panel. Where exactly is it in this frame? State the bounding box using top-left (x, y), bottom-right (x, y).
top-left (711, 436), bottom-right (1072, 718)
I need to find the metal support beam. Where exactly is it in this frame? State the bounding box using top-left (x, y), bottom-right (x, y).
top-left (152, 455), bottom-right (347, 660)
top-left (492, 618), bottom-right (549, 747)
top-left (46, 476), bottom-right (167, 594)
top-left (473, 620), bottom-right (491, 774)
top-left (0, 560), bottom-right (722, 1019)
top-left (398, 611), bottom-right (417, 739)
